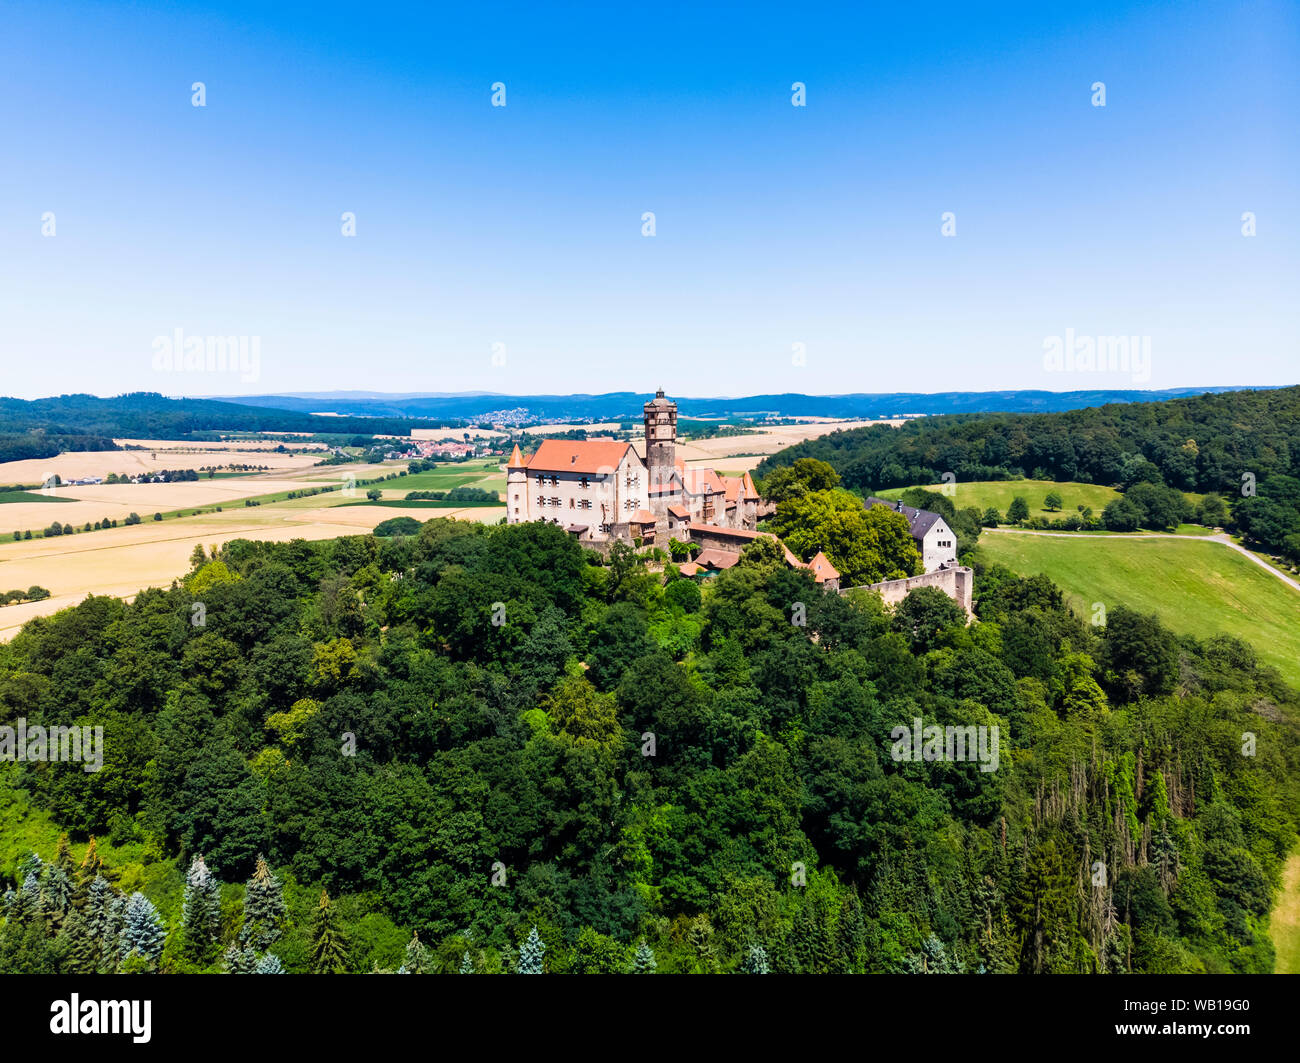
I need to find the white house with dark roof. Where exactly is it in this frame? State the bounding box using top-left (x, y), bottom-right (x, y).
top-left (864, 497), bottom-right (958, 573)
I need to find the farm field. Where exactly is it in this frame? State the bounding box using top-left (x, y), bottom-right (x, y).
top-left (0, 440), bottom-right (331, 486)
top-left (0, 455), bottom-right (514, 639)
top-left (979, 532), bottom-right (1300, 686)
top-left (0, 491), bottom-right (503, 640)
top-left (1270, 853), bottom-right (1300, 974)
top-left (0, 477), bottom-right (350, 530)
top-left (878, 479), bottom-right (1121, 518)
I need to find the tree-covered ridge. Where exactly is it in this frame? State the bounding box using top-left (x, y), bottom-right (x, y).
top-left (1, 518), bottom-right (1297, 973)
top-left (755, 385), bottom-right (1300, 551)
top-left (0, 393), bottom-right (426, 462)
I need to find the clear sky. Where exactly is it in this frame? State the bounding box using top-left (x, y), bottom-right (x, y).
top-left (0, 0), bottom-right (1295, 400)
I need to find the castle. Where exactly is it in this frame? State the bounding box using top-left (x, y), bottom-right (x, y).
top-left (504, 389), bottom-right (971, 611)
top-left (506, 389), bottom-right (763, 539)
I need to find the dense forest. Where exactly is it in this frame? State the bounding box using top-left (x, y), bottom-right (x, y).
top-left (0, 394), bottom-right (425, 462)
top-left (756, 386), bottom-right (1300, 552)
top-left (2, 507), bottom-right (1297, 973)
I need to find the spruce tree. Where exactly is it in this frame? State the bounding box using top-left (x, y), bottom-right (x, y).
top-left (102, 893), bottom-right (127, 971)
top-left (14, 871), bottom-right (43, 925)
top-left (223, 944), bottom-right (257, 974)
top-left (42, 865), bottom-right (72, 934)
top-left (253, 952), bottom-right (284, 974)
top-left (44, 835), bottom-right (75, 932)
top-left (16, 852), bottom-right (43, 883)
top-left (309, 891), bottom-right (349, 974)
top-left (59, 908), bottom-right (98, 975)
top-left (71, 837), bottom-right (105, 915)
top-left (631, 939), bottom-right (657, 973)
top-left (516, 926), bottom-right (545, 974)
top-left (118, 892), bottom-right (166, 970)
top-left (741, 943), bottom-right (771, 974)
top-left (458, 950), bottom-right (474, 974)
top-left (400, 931), bottom-right (429, 974)
top-left (239, 854), bottom-right (285, 951)
top-left (180, 854), bottom-right (221, 963)
top-left (84, 875), bottom-right (117, 973)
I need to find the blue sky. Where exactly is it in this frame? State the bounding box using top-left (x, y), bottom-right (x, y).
top-left (0, 0), bottom-right (1295, 399)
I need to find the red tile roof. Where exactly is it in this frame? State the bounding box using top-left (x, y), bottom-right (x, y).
top-left (525, 439), bottom-right (634, 475)
top-left (676, 461), bottom-right (725, 496)
top-left (693, 548), bottom-right (740, 570)
top-left (808, 551), bottom-right (840, 583)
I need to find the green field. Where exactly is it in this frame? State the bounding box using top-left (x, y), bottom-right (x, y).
top-left (878, 480), bottom-right (1121, 519)
top-left (980, 532), bottom-right (1300, 687)
top-left (0, 490), bottom-right (74, 504)
top-left (399, 461), bottom-right (502, 492)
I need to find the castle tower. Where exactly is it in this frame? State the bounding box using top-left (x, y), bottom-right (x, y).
top-left (644, 388), bottom-right (678, 516)
top-left (506, 443), bottom-right (528, 523)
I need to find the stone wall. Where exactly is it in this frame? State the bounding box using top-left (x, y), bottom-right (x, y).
top-left (846, 565), bottom-right (973, 618)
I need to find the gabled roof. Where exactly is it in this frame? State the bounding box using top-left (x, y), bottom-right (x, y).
top-left (693, 548), bottom-right (740, 571)
top-left (676, 460), bottom-right (725, 496)
top-left (668, 504), bottom-right (691, 520)
top-left (807, 551), bottom-right (840, 583)
top-left (863, 497), bottom-right (945, 540)
top-left (526, 439), bottom-right (635, 475)
top-left (721, 472), bottom-right (761, 504)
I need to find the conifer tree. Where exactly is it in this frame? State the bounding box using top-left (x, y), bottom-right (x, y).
top-left (59, 908), bottom-right (99, 975)
top-left (71, 837), bottom-right (105, 914)
top-left (1, 886), bottom-right (13, 919)
top-left (84, 875), bottom-right (117, 973)
top-left (239, 854), bottom-right (285, 951)
top-left (223, 944), bottom-right (257, 974)
top-left (458, 950), bottom-right (474, 974)
top-left (309, 891), bottom-right (349, 974)
top-left (400, 931), bottom-right (429, 974)
top-left (44, 835), bottom-right (75, 932)
top-left (118, 892), bottom-right (166, 970)
top-left (741, 944), bottom-right (770, 974)
top-left (17, 852), bottom-right (43, 883)
top-left (631, 939), bottom-right (657, 973)
top-left (42, 866), bottom-right (72, 934)
top-left (516, 926), bottom-right (545, 974)
top-left (253, 952), bottom-right (284, 974)
top-left (14, 871), bottom-right (43, 925)
top-left (180, 854), bottom-right (221, 963)
top-left (103, 892), bottom-right (127, 971)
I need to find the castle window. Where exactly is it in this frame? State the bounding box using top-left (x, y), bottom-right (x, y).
top-left (579, 476), bottom-right (589, 488)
